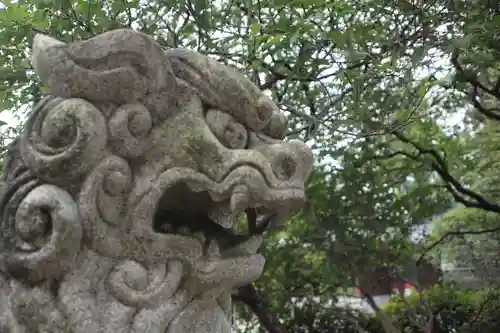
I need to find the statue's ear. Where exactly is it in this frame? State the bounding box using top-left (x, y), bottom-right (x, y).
top-left (32, 34), bottom-right (66, 89)
top-left (31, 30), bottom-right (177, 110)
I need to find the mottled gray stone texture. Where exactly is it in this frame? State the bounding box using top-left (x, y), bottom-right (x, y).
top-left (0, 29), bottom-right (313, 332)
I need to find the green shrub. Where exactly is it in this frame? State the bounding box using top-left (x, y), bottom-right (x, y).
top-left (261, 286), bottom-right (500, 333)
top-left (373, 286), bottom-right (500, 333)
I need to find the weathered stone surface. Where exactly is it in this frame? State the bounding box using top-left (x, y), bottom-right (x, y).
top-left (0, 29), bottom-right (313, 332)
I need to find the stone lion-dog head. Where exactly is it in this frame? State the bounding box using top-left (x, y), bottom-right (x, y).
top-left (0, 29), bottom-right (313, 333)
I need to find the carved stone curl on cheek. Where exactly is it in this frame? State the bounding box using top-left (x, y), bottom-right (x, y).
top-left (205, 109), bottom-right (248, 149)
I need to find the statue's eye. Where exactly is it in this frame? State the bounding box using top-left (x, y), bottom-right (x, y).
top-left (205, 109), bottom-right (248, 149)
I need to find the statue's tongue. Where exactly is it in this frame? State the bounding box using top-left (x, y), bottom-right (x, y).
top-left (167, 298), bottom-right (231, 333)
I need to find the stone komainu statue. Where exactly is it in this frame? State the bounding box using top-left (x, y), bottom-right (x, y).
top-left (0, 29), bottom-right (313, 332)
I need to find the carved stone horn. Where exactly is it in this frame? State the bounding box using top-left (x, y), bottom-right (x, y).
top-left (32, 29), bottom-right (179, 121)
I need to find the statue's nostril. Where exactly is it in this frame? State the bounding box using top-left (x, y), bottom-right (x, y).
top-left (256, 100), bottom-right (272, 122)
top-left (275, 155), bottom-right (297, 181)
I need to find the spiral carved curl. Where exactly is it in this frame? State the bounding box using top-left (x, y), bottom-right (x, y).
top-left (78, 155), bottom-right (133, 255)
top-left (108, 103), bottom-right (154, 158)
top-left (4, 184), bottom-right (82, 284)
top-left (20, 97), bottom-right (108, 185)
top-left (107, 259), bottom-right (183, 308)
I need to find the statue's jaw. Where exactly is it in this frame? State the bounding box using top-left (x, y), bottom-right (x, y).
top-left (148, 165), bottom-right (306, 257)
top-left (166, 297), bottom-right (233, 333)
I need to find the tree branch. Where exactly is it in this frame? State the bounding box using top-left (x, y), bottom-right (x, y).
top-left (451, 50), bottom-right (500, 121)
top-left (451, 50), bottom-right (500, 99)
top-left (392, 131), bottom-right (500, 213)
top-left (233, 284), bottom-right (290, 333)
top-left (416, 225), bottom-right (500, 265)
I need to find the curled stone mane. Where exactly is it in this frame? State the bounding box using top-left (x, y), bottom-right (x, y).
top-left (0, 29), bottom-right (313, 333)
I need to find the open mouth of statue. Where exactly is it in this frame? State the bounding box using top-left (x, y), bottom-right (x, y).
top-left (152, 183), bottom-right (275, 256)
top-left (151, 168), bottom-right (305, 257)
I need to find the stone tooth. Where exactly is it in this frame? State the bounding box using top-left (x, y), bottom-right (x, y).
top-left (159, 224), bottom-right (173, 233)
top-left (217, 293), bottom-right (232, 317)
top-left (192, 231), bottom-right (206, 244)
top-left (206, 239), bottom-right (220, 258)
top-left (208, 190), bottom-right (225, 202)
top-left (208, 204), bottom-right (235, 229)
top-left (230, 185), bottom-right (250, 215)
top-left (19, 242), bottom-right (36, 252)
top-left (178, 226), bottom-right (190, 236)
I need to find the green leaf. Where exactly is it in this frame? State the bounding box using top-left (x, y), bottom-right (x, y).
top-left (181, 22), bottom-right (196, 37)
top-left (19, 59), bottom-right (31, 69)
top-left (110, 0), bottom-right (139, 12)
top-left (39, 86), bottom-right (50, 93)
top-left (327, 30), bottom-right (346, 46)
top-left (250, 22), bottom-right (260, 34)
top-left (411, 47), bottom-right (426, 66)
top-left (290, 30), bottom-right (300, 44)
top-left (417, 84), bottom-right (428, 99)
top-left (270, 0), bottom-right (292, 7)
top-left (292, 0), bottom-right (326, 5)
top-left (268, 34), bottom-right (283, 45)
top-left (4, 3), bottom-right (30, 23)
top-left (453, 34), bottom-right (475, 50)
